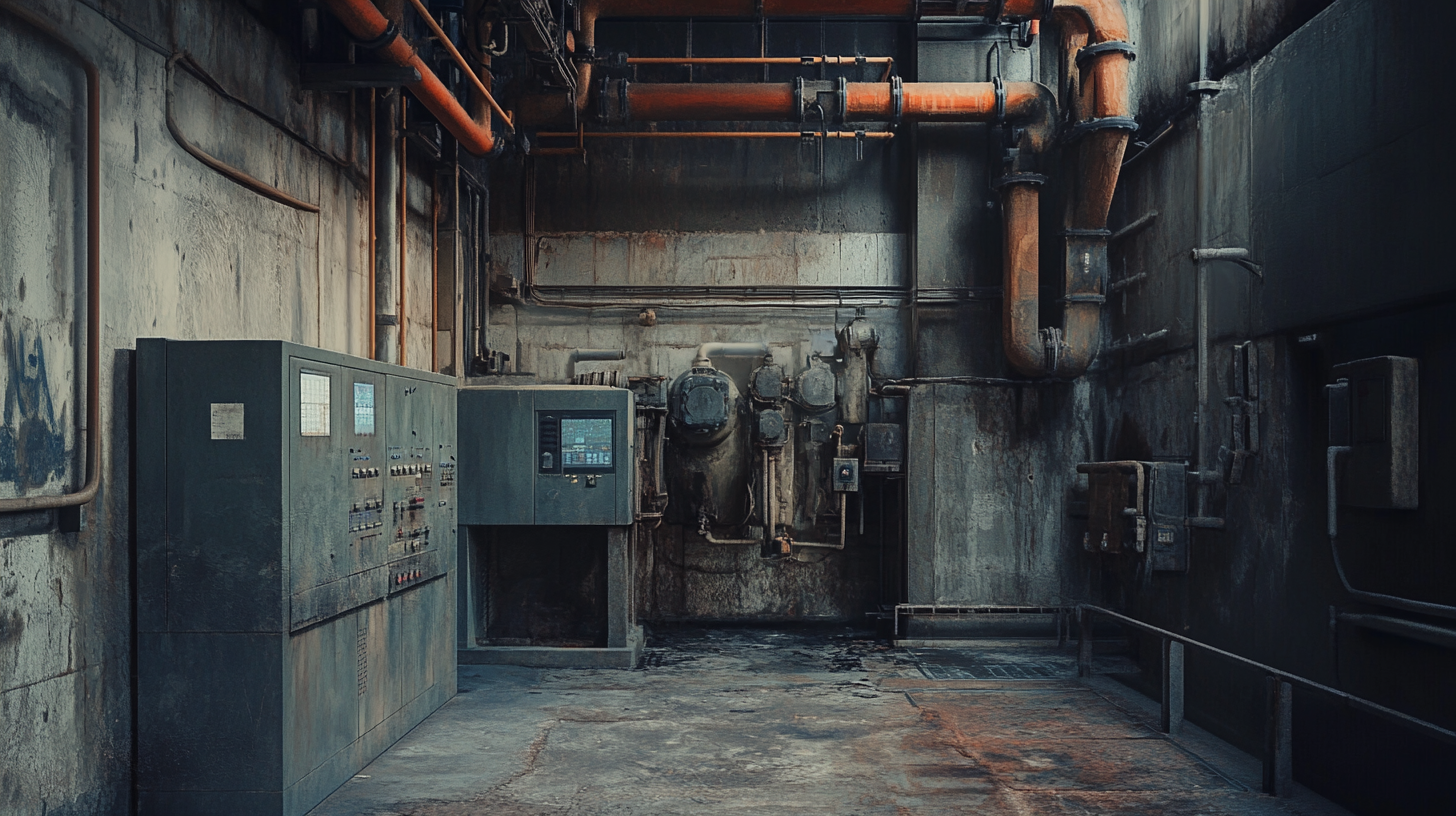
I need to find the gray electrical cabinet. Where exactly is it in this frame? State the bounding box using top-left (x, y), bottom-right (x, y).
top-left (135, 339), bottom-right (457, 816)
top-left (458, 386), bottom-right (634, 526)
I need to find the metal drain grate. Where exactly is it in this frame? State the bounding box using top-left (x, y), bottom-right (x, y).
top-left (916, 662), bottom-right (1066, 680)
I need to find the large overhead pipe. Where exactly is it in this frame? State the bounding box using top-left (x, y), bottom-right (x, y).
top-left (320, 0), bottom-right (497, 155)
top-left (571, 0), bottom-right (1052, 112)
top-left (605, 80), bottom-right (1054, 127)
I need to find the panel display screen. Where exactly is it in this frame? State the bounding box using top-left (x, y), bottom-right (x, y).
top-left (353, 383), bottom-right (375, 435)
top-left (559, 418), bottom-right (613, 468)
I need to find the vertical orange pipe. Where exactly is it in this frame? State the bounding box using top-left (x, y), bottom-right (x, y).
top-left (368, 88), bottom-right (377, 359)
top-left (398, 99), bottom-right (408, 367)
top-left (431, 181), bottom-right (439, 372)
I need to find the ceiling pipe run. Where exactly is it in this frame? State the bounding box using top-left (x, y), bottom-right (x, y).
top-left (571, 0), bottom-right (1051, 112)
top-left (320, 0), bottom-right (498, 155)
top-left (560, 0), bottom-right (1129, 379)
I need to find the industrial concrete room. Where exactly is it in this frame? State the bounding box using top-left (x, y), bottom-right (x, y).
top-left (1, 0), bottom-right (1452, 814)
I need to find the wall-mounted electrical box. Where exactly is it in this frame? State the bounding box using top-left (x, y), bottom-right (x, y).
top-left (458, 386), bottom-right (635, 525)
top-left (863, 423), bottom-right (905, 473)
top-left (135, 340), bottom-right (456, 816)
top-left (833, 457), bottom-right (861, 492)
top-left (1078, 461), bottom-right (1189, 572)
top-left (1330, 356), bottom-right (1419, 509)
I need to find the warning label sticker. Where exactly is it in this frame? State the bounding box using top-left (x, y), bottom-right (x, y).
top-left (210, 403), bottom-right (245, 440)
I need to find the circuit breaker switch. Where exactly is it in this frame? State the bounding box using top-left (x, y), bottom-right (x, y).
top-left (832, 458), bottom-right (860, 492)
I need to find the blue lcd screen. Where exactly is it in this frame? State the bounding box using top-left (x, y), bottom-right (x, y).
top-left (559, 418), bottom-right (612, 468)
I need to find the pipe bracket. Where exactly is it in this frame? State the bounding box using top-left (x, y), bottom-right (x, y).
top-left (1065, 116), bottom-right (1140, 143)
top-left (354, 20), bottom-right (400, 51)
top-left (1076, 40), bottom-right (1137, 67)
top-left (890, 76), bottom-right (904, 127)
top-left (993, 75), bottom-right (1007, 124)
top-left (991, 172), bottom-right (1047, 189)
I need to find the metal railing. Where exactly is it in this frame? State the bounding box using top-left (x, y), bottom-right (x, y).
top-left (1077, 604), bottom-right (1456, 797)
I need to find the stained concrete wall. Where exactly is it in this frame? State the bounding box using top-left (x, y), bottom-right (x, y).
top-left (1097, 0), bottom-right (1456, 811)
top-left (0, 1), bottom-right (442, 812)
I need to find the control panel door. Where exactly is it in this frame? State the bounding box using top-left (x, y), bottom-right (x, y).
top-left (385, 375), bottom-right (439, 589)
top-left (345, 368), bottom-right (388, 575)
top-left (289, 360), bottom-right (346, 600)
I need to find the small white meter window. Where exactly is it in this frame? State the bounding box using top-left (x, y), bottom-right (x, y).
top-left (300, 371), bottom-right (331, 436)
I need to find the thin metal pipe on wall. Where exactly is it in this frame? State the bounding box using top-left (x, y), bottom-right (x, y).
top-left (0, 3), bottom-right (101, 514)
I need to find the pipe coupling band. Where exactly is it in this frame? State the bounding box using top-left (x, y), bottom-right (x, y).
top-left (986, 0), bottom-right (1007, 21)
top-left (597, 78), bottom-right (630, 123)
top-left (890, 76), bottom-right (904, 127)
top-left (993, 76), bottom-right (1007, 124)
top-left (794, 76), bottom-right (805, 124)
top-left (1042, 0), bottom-right (1055, 19)
top-left (1065, 116), bottom-right (1140, 143)
top-left (1076, 40), bottom-right (1137, 67)
top-left (835, 76), bottom-right (848, 125)
top-left (354, 21), bottom-right (400, 52)
top-left (991, 172), bottom-right (1048, 189)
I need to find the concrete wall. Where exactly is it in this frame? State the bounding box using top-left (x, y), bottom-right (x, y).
top-left (0, 1), bottom-right (441, 812)
top-left (1098, 0), bottom-right (1455, 811)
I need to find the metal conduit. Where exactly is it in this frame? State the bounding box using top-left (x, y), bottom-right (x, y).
top-left (0, 3), bottom-right (102, 515)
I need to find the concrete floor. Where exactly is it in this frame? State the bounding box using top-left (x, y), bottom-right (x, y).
top-left (308, 628), bottom-right (1351, 816)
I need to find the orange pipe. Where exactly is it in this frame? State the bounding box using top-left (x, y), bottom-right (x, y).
top-left (624, 81), bottom-right (1052, 128)
top-left (398, 101), bottom-right (408, 367)
top-left (628, 84), bottom-right (797, 121)
top-left (628, 56), bottom-right (893, 66)
top-left (992, 0), bottom-right (1131, 377)
top-left (368, 89), bottom-right (377, 359)
top-left (403, 0), bottom-right (513, 131)
top-left (320, 0), bottom-right (495, 155)
top-left (572, 0), bottom-right (1040, 112)
top-left (1002, 183), bottom-right (1043, 377)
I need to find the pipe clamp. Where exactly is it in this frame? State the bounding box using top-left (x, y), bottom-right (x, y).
top-left (991, 172), bottom-right (1048, 189)
top-left (890, 76), bottom-right (904, 127)
top-left (993, 76), bottom-right (1007, 124)
top-left (1065, 116), bottom-right (1140, 143)
top-left (354, 20), bottom-right (400, 52)
top-left (1076, 41), bottom-right (1137, 67)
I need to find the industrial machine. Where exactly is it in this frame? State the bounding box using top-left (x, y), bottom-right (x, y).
top-left (458, 385), bottom-right (635, 526)
top-left (457, 384), bottom-right (640, 666)
top-left (134, 340), bottom-right (457, 816)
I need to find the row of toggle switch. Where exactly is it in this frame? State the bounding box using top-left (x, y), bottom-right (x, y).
top-left (352, 498), bottom-right (382, 512)
top-left (351, 468), bottom-right (380, 479)
top-left (350, 521), bottom-right (383, 533)
top-left (390, 464), bottom-right (432, 476)
top-left (395, 569), bottom-right (424, 586)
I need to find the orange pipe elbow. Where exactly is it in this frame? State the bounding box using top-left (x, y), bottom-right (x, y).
top-left (321, 0), bottom-right (497, 156)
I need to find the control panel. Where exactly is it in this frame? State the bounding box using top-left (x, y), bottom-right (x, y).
top-left (459, 386), bottom-right (635, 526)
top-left (134, 339), bottom-right (456, 816)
